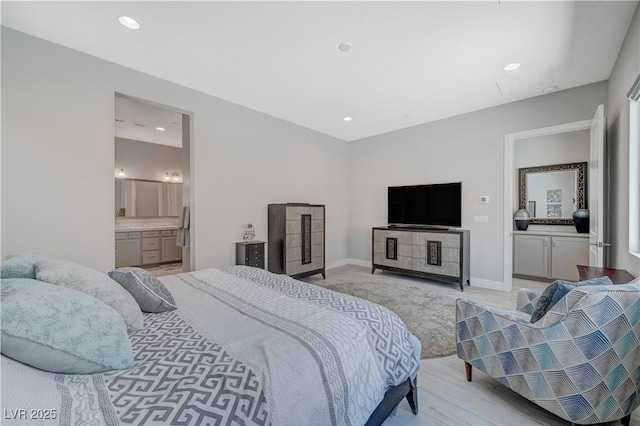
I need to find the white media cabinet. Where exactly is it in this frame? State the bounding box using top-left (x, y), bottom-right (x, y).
top-left (372, 226), bottom-right (471, 291)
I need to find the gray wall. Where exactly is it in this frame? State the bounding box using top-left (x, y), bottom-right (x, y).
top-left (115, 137), bottom-right (182, 182)
top-left (607, 3), bottom-right (640, 276)
top-left (1, 28), bottom-right (349, 272)
top-left (348, 82), bottom-right (608, 288)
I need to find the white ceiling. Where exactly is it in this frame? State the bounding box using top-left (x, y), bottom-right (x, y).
top-left (2, 1), bottom-right (637, 141)
top-left (115, 95), bottom-right (183, 147)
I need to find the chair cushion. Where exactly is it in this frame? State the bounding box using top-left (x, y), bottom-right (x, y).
top-left (109, 267), bottom-right (177, 313)
top-left (530, 276), bottom-right (613, 323)
top-left (1, 278), bottom-right (135, 374)
top-left (35, 260), bottom-right (144, 330)
top-left (1, 254), bottom-right (46, 279)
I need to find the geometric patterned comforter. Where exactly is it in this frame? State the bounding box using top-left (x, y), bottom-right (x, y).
top-left (58, 311), bottom-right (270, 425)
top-left (2, 267), bottom-right (420, 426)
top-left (219, 265), bottom-right (421, 387)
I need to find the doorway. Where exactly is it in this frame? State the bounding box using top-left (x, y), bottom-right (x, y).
top-left (503, 106), bottom-right (605, 291)
top-left (114, 93), bottom-right (193, 274)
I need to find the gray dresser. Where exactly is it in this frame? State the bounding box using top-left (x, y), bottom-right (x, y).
top-left (268, 203), bottom-right (325, 279)
top-left (372, 226), bottom-right (470, 291)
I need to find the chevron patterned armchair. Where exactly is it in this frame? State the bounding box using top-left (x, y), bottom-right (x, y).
top-left (456, 282), bottom-right (640, 425)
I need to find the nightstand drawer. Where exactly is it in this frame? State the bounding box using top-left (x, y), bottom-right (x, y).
top-left (236, 241), bottom-right (266, 267)
top-left (245, 259), bottom-right (265, 269)
top-left (246, 245), bottom-right (264, 255)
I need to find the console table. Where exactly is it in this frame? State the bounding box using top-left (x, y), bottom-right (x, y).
top-left (576, 265), bottom-right (636, 284)
top-left (372, 226), bottom-right (470, 291)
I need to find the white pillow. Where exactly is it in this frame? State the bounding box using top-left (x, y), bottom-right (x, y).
top-left (35, 260), bottom-right (144, 330)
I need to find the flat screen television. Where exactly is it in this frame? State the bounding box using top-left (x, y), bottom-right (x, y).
top-left (388, 182), bottom-right (461, 227)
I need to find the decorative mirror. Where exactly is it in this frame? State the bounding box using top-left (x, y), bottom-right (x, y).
top-left (518, 162), bottom-right (587, 225)
top-left (115, 178), bottom-right (182, 218)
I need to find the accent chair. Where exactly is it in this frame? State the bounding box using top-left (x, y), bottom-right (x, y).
top-left (456, 282), bottom-right (640, 425)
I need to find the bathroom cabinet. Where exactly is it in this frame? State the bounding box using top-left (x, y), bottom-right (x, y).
top-left (513, 231), bottom-right (589, 281)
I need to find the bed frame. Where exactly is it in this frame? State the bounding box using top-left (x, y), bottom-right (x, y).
top-left (365, 376), bottom-right (418, 426)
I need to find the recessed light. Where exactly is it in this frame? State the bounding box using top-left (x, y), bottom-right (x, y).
top-left (503, 62), bottom-right (520, 71)
top-left (343, 116), bottom-right (353, 122)
top-left (156, 127), bottom-right (166, 131)
top-left (118, 16), bottom-right (140, 30)
top-left (542, 85), bottom-right (558, 93)
top-left (338, 42), bottom-right (352, 52)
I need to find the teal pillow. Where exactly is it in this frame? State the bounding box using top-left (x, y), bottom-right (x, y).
top-left (1, 254), bottom-right (46, 279)
top-left (530, 276), bottom-right (613, 323)
top-left (0, 278), bottom-right (135, 374)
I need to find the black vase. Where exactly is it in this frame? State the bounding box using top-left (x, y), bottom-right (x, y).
top-left (572, 209), bottom-right (589, 233)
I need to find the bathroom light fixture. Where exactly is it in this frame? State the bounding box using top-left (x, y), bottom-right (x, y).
top-left (118, 16), bottom-right (140, 30)
top-left (172, 172), bottom-right (180, 181)
top-left (156, 127), bottom-right (165, 131)
top-left (542, 85), bottom-right (558, 93)
top-left (117, 168), bottom-right (126, 177)
top-left (164, 173), bottom-right (171, 180)
top-left (503, 62), bottom-right (520, 71)
top-left (343, 116), bottom-right (353, 122)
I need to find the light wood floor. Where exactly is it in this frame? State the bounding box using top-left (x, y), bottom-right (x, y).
top-left (301, 265), bottom-right (636, 426)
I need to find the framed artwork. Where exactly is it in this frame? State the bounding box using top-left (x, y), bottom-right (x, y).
top-left (547, 204), bottom-right (562, 218)
top-left (547, 189), bottom-right (562, 203)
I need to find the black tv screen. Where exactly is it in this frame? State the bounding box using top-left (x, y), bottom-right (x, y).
top-left (388, 182), bottom-right (462, 227)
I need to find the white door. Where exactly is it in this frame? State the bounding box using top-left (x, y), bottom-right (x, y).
top-left (589, 104), bottom-right (606, 267)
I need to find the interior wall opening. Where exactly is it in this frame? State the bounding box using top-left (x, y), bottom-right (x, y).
top-left (114, 93), bottom-right (193, 276)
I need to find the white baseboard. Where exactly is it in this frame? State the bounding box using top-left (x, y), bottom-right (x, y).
top-left (327, 258), bottom-right (371, 269)
top-left (326, 259), bottom-right (350, 269)
top-left (469, 277), bottom-right (506, 292)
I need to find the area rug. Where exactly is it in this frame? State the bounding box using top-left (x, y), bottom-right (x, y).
top-left (324, 282), bottom-right (457, 359)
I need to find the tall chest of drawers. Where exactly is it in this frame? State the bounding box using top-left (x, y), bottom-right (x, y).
top-left (372, 226), bottom-right (470, 291)
top-left (268, 203), bottom-right (325, 279)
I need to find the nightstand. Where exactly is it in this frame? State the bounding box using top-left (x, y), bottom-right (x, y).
top-left (235, 241), bottom-right (265, 269)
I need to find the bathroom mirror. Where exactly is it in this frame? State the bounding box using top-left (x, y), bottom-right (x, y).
top-left (518, 162), bottom-right (587, 225)
top-left (115, 179), bottom-right (182, 218)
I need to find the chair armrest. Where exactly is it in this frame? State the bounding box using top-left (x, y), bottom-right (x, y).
top-left (516, 288), bottom-right (541, 314)
top-left (456, 298), bottom-right (531, 327)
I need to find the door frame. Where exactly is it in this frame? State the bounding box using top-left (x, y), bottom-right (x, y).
top-left (503, 119), bottom-right (591, 292)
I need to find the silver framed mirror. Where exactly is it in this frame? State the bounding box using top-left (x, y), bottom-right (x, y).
top-left (518, 162), bottom-right (587, 225)
top-left (115, 178), bottom-right (182, 218)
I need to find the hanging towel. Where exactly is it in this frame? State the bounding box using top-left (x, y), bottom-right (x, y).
top-left (177, 206), bottom-right (190, 247)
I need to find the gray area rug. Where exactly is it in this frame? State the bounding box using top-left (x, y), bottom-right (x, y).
top-left (325, 282), bottom-right (457, 359)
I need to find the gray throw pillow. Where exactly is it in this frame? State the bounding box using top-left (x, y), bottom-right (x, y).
top-left (35, 260), bottom-right (144, 330)
top-left (1, 278), bottom-right (134, 374)
top-left (109, 267), bottom-right (177, 313)
top-left (530, 276), bottom-right (614, 323)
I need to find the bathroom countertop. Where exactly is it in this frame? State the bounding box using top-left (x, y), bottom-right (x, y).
top-left (115, 225), bottom-right (178, 232)
top-left (512, 230), bottom-right (589, 238)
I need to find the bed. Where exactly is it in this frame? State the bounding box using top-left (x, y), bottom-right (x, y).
top-left (1, 265), bottom-right (421, 425)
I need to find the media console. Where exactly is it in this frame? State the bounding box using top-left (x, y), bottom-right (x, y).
top-left (372, 226), bottom-right (470, 291)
